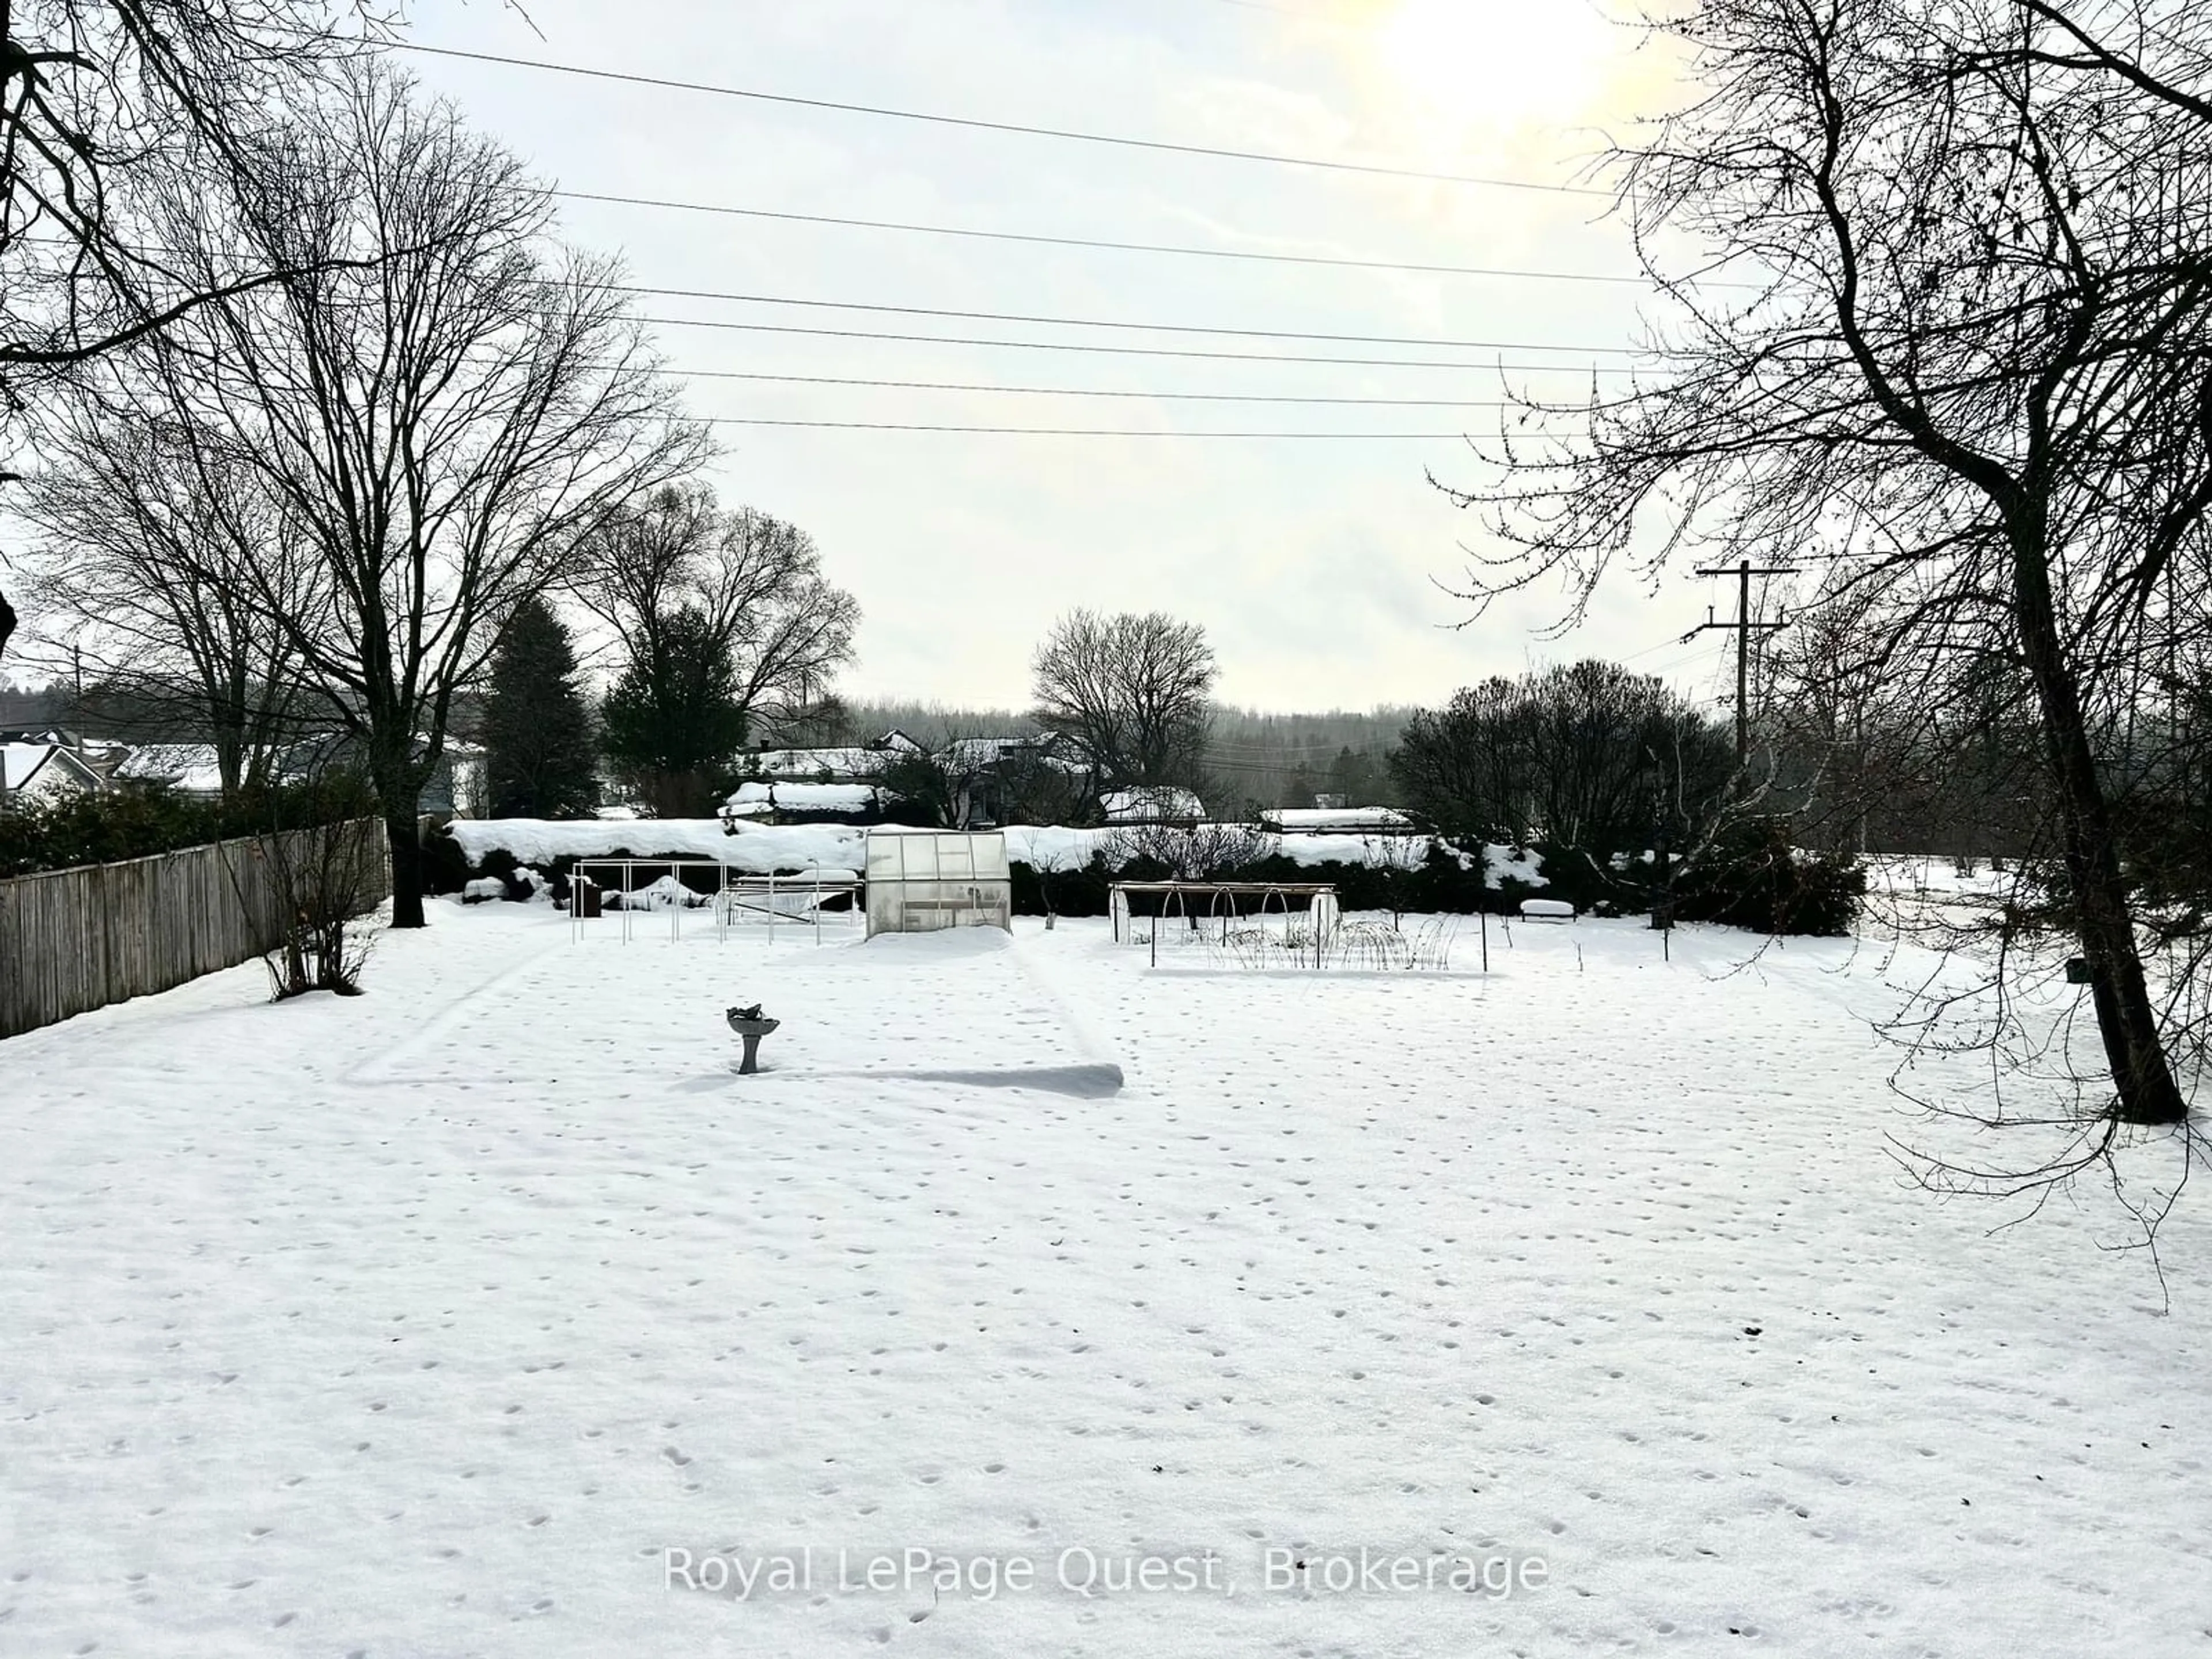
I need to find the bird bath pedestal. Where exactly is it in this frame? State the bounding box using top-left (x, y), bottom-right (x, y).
top-left (726, 1007), bottom-right (781, 1074)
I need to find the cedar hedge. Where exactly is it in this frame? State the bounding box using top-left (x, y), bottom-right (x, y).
top-left (0, 775), bottom-right (377, 881)
top-left (422, 819), bottom-right (1864, 936)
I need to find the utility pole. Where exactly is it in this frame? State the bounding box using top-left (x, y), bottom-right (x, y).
top-left (1685, 558), bottom-right (1800, 765)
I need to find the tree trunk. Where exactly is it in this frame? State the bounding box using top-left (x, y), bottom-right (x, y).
top-left (384, 802), bottom-right (427, 929)
top-left (2009, 516), bottom-right (2187, 1124)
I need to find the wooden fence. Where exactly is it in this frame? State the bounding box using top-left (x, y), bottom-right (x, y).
top-left (0, 819), bottom-right (390, 1040)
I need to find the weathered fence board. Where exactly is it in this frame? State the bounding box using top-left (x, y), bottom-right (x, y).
top-left (0, 820), bottom-right (390, 1040)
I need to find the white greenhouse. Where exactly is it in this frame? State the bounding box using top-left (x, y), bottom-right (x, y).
top-left (864, 828), bottom-right (1014, 937)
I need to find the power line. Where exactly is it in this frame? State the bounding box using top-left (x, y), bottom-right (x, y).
top-left (1687, 558), bottom-right (1801, 764)
top-left (701, 418), bottom-right (1475, 437)
top-left (16, 223), bottom-right (1682, 316)
top-left (639, 315), bottom-right (1631, 370)
top-left (395, 41), bottom-right (1608, 195)
top-left (621, 285), bottom-right (1644, 353)
top-left (556, 189), bottom-right (1673, 286)
top-left (669, 368), bottom-right (1620, 397)
top-left (677, 370), bottom-right (1528, 404)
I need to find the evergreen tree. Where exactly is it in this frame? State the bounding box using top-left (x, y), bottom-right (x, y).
top-left (480, 596), bottom-right (600, 819)
top-left (599, 605), bottom-right (752, 816)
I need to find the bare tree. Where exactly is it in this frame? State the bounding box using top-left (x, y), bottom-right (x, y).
top-left (875, 742), bottom-right (965, 829)
top-left (867, 732), bottom-right (1082, 830)
top-left (1101, 818), bottom-right (1279, 881)
top-left (0, 1), bottom-right (395, 673)
top-left (1391, 663), bottom-right (1732, 851)
top-left (569, 482), bottom-right (860, 762)
top-left (19, 395), bottom-right (315, 794)
top-left (1448, 0), bottom-right (2212, 1127)
top-left (218, 760), bottom-right (384, 998)
top-left (137, 61), bottom-right (707, 923)
top-left (990, 737), bottom-right (1094, 826)
top-left (1031, 609), bottom-right (1217, 796)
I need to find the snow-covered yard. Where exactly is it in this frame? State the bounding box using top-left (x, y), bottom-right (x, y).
top-left (3, 904), bottom-right (2208, 1656)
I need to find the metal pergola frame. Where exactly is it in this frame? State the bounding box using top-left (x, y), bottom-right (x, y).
top-left (1108, 879), bottom-right (1341, 968)
top-left (569, 858), bottom-right (863, 945)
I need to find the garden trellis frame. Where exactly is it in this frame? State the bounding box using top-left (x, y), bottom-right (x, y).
top-left (1108, 880), bottom-right (1342, 968)
top-left (569, 858), bottom-right (862, 944)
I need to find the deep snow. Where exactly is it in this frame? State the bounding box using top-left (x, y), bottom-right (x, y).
top-left (2, 903), bottom-right (2208, 1657)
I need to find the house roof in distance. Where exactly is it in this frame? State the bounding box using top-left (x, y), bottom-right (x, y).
top-left (115, 743), bottom-right (228, 794)
top-left (722, 781), bottom-right (884, 818)
top-left (938, 733), bottom-right (1089, 774)
top-left (741, 729), bottom-right (923, 781)
top-left (1261, 806), bottom-right (1415, 834)
top-left (2, 741), bottom-right (54, 791)
top-left (1101, 786), bottom-right (1206, 823)
top-left (2, 741), bottom-right (107, 794)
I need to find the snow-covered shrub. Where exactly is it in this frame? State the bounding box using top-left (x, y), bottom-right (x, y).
top-left (421, 822), bottom-right (471, 894)
top-left (1007, 836), bottom-right (1497, 918)
top-left (1101, 820), bottom-right (1281, 880)
top-left (1011, 849), bottom-right (1118, 916)
top-left (1671, 817), bottom-right (1866, 937)
top-left (234, 786), bottom-right (384, 998)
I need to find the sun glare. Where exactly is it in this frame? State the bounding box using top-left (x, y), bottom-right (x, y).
top-left (1372, 0), bottom-right (1617, 135)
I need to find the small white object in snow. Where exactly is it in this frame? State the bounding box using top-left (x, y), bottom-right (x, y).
top-left (1520, 897), bottom-right (1575, 921)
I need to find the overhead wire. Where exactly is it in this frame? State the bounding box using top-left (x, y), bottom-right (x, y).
top-left (699, 417), bottom-right (1477, 437)
top-left (680, 371), bottom-right (1510, 404)
top-left (556, 189), bottom-right (1684, 287)
top-left (393, 40), bottom-right (1611, 195)
top-left (668, 368), bottom-right (1615, 399)
top-left (619, 286), bottom-right (1646, 354)
top-left (286, 35), bottom-right (1658, 441)
top-left (640, 315), bottom-right (1635, 371)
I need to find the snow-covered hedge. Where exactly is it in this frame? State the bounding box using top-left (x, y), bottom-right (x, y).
top-left (443, 817), bottom-right (866, 874)
top-left (429, 818), bottom-right (1559, 916)
top-left (429, 815), bottom-right (1860, 932)
top-left (1003, 824), bottom-right (1531, 876)
top-left (439, 819), bottom-right (1483, 880)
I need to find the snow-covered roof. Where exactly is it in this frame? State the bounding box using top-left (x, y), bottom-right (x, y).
top-left (935, 734), bottom-right (1055, 768)
top-left (1101, 786), bottom-right (1206, 823)
top-left (741, 730), bottom-right (926, 781)
top-left (2, 741), bottom-right (53, 792)
top-left (722, 781), bottom-right (883, 818)
top-left (1262, 806), bottom-right (1416, 834)
top-left (115, 743), bottom-right (228, 794)
top-left (3, 741), bottom-right (105, 796)
top-left (744, 747), bottom-right (887, 781)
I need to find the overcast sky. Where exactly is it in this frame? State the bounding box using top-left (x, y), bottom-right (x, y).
top-left (398, 0), bottom-right (1736, 714)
